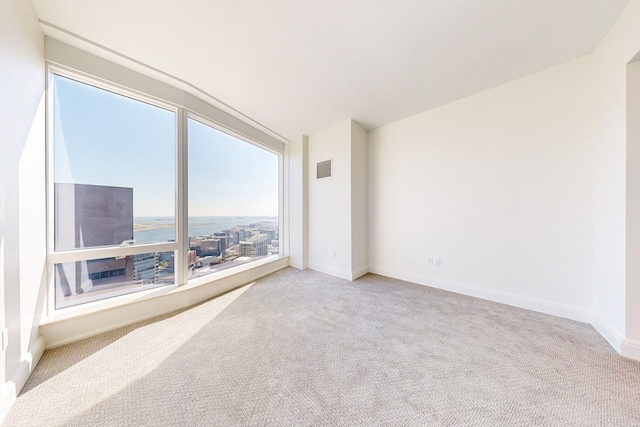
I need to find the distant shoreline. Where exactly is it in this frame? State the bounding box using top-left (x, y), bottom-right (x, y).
top-left (133, 216), bottom-right (278, 233)
top-left (133, 223), bottom-right (174, 232)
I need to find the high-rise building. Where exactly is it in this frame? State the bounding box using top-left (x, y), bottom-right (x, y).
top-left (54, 183), bottom-right (134, 250)
top-left (54, 183), bottom-right (136, 296)
top-left (169, 250), bottom-right (196, 271)
top-left (213, 232), bottom-right (229, 254)
top-left (133, 253), bottom-right (158, 282)
top-left (201, 238), bottom-right (221, 256)
top-left (239, 234), bottom-right (268, 257)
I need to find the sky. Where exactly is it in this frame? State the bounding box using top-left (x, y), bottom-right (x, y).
top-left (54, 74), bottom-right (279, 217)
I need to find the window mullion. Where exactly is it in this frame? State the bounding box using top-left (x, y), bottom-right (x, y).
top-left (49, 242), bottom-right (178, 264)
top-left (45, 67), bottom-right (55, 318)
top-left (176, 107), bottom-right (189, 286)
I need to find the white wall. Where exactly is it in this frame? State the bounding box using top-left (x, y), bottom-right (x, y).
top-left (367, 1), bottom-right (640, 359)
top-left (308, 121), bottom-right (353, 279)
top-left (368, 53), bottom-right (598, 322)
top-left (350, 121), bottom-right (368, 278)
top-left (626, 57), bottom-right (640, 355)
top-left (288, 135), bottom-right (309, 270)
top-left (0, 0), bottom-right (47, 422)
top-left (590, 0), bottom-right (640, 358)
top-left (308, 119), bottom-right (368, 280)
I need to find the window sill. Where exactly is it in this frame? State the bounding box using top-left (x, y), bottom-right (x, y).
top-left (39, 255), bottom-right (289, 347)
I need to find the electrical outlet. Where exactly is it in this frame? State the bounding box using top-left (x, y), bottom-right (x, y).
top-left (332, 250), bottom-right (337, 258)
top-left (427, 256), bottom-right (433, 265)
top-left (434, 257), bottom-right (441, 266)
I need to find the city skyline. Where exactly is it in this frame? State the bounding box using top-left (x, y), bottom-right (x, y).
top-left (53, 181), bottom-right (279, 308)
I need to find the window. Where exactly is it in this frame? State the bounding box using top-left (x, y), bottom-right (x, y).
top-left (53, 74), bottom-right (176, 249)
top-left (187, 118), bottom-right (279, 280)
top-left (50, 73), bottom-right (177, 309)
top-left (54, 252), bottom-right (169, 309)
top-left (48, 68), bottom-right (283, 311)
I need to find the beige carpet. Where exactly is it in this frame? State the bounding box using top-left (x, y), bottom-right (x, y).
top-left (3, 268), bottom-right (640, 426)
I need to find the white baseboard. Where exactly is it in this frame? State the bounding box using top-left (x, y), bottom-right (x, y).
top-left (308, 263), bottom-right (354, 281)
top-left (1, 335), bottom-right (46, 424)
top-left (621, 339), bottom-right (640, 361)
top-left (351, 265), bottom-right (369, 280)
top-left (592, 311), bottom-right (640, 361)
top-left (325, 265), bottom-right (638, 361)
top-left (591, 311), bottom-right (624, 354)
top-left (308, 263), bottom-right (369, 282)
top-left (590, 312), bottom-right (640, 361)
top-left (289, 259), bottom-right (308, 270)
top-left (368, 265), bottom-right (592, 323)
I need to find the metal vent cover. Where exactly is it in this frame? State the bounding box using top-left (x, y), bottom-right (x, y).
top-left (316, 159), bottom-right (332, 179)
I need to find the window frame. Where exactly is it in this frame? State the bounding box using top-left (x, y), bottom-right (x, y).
top-left (45, 63), bottom-right (285, 317)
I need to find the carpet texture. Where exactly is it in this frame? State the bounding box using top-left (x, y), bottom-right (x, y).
top-left (3, 268), bottom-right (640, 426)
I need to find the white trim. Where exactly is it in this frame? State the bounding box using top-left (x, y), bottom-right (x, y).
top-left (591, 311), bottom-right (625, 354)
top-left (282, 140), bottom-right (290, 261)
top-left (621, 339), bottom-right (640, 361)
top-left (176, 107), bottom-right (189, 286)
top-left (48, 242), bottom-right (178, 264)
top-left (0, 336), bottom-right (46, 424)
top-left (45, 68), bottom-right (54, 318)
top-left (279, 153), bottom-right (285, 263)
top-left (50, 64), bottom-right (179, 114)
top-left (289, 260), bottom-right (307, 270)
top-left (368, 265), bottom-right (592, 323)
top-left (308, 263), bottom-right (354, 281)
top-left (40, 257), bottom-right (289, 348)
top-left (187, 111), bottom-right (282, 158)
top-left (351, 265), bottom-right (369, 280)
top-left (589, 313), bottom-right (640, 361)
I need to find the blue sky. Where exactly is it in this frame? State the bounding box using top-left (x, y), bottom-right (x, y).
top-left (54, 74), bottom-right (279, 217)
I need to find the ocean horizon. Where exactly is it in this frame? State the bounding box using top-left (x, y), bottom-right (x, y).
top-left (133, 215), bottom-right (278, 244)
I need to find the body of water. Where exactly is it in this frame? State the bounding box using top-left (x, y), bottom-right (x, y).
top-left (133, 216), bottom-right (278, 244)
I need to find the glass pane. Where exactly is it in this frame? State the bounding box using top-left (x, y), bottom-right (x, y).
top-left (54, 252), bottom-right (175, 309)
top-left (53, 74), bottom-right (176, 250)
top-left (187, 119), bottom-right (279, 280)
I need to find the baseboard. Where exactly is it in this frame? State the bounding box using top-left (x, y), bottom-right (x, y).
top-left (351, 265), bottom-right (369, 280)
top-left (621, 338), bottom-right (640, 361)
top-left (368, 265), bottom-right (592, 323)
top-left (590, 314), bottom-right (640, 361)
top-left (1, 335), bottom-right (46, 424)
top-left (592, 312), bottom-right (640, 361)
top-left (591, 311), bottom-right (625, 354)
top-left (308, 263), bottom-right (369, 282)
top-left (289, 259), bottom-right (308, 270)
top-left (308, 263), bottom-right (353, 281)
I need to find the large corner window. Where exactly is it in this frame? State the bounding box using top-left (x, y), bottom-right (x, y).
top-left (48, 69), bottom-right (282, 311)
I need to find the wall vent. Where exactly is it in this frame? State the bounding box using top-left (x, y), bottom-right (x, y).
top-left (316, 159), bottom-right (332, 179)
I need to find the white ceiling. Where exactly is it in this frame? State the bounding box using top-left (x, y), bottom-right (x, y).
top-left (32, 0), bottom-right (629, 141)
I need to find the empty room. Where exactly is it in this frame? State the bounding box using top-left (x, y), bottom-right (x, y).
top-left (1, 0), bottom-right (639, 425)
